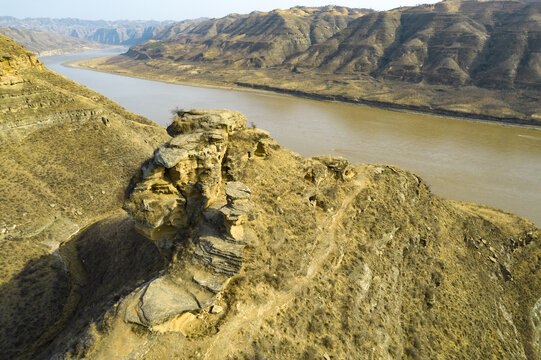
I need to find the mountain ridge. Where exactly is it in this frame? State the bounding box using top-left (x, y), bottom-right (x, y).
top-left (0, 16), bottom-right (178, 45)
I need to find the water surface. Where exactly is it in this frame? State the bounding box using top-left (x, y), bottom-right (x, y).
top-left (41, 50), bottom-right (541, 225)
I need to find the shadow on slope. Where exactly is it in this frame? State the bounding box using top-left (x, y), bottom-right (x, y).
top-left (0, 211), bottom-right (164, 359)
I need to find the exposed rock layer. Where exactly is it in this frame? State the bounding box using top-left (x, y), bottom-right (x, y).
top-left (123, 110), bottom-right (255, 328)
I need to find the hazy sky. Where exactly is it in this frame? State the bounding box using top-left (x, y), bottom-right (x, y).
top-left (2, 0), bottom-right (441, 21)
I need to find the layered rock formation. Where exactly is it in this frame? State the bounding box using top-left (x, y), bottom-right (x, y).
top-left (39, 109), bottom-right (539, 360)
top-left (87, 1), bottom-right (541, 125)
top-left (122, 110), bottom-right (256, 328)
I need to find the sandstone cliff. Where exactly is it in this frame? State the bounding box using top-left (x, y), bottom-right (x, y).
top-left (87, 1), bottom-right (541, 125)
top-left (35, 109), bottom-right (540, 360)
top-left (0, 34), bottom-right (169, 358)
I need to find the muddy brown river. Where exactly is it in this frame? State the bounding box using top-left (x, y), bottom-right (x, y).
top-left (42, 50), bottom-right (541, 225)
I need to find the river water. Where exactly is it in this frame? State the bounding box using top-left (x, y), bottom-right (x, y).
top-left (41, 50), bottom-right (541, 225)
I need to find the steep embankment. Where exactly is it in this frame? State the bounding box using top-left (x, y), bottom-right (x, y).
top-left (81, 1), bottom-right (541, 125)
top-left (38, 110), bottom-right (540, 360)
top-left (0, 34), bottom-right (169, 359)
top-left (0, 27), bottom-right (111, 56)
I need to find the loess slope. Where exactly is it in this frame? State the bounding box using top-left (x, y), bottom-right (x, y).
top-left (0, 34), bottom-right (169, 359)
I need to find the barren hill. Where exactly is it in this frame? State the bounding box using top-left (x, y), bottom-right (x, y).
top-left (84, 1), bottom-right (541, 125)
top-left (41, 109), bottom-right (541, 360)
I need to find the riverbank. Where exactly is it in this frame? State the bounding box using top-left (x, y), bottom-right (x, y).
top-left (67, 54), bottom-right (541, 129)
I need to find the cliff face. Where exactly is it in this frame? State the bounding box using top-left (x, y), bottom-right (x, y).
top-left (0, 27), bottom-right (110, 56)
top-left (0, 34), bottom-right (169, 358)
top-left (35, 109), bottom-right (538, 360)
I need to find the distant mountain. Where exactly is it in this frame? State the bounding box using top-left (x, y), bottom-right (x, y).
top-left (0, 26), bottom-right (110, 56)
top-left (0, 16), bottom-right (178, 45)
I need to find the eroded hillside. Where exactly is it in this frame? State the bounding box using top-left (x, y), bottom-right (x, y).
top-left (81, 1), bottom-right (541, 125)
top-left (2, 31), bottom-right (541, 360)
top-left (39, 110), bottom-right (540, 360)
top-left (0, 34), bottom-right (169, 358)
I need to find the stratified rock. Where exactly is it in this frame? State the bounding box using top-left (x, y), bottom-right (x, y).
top-left (123, 109), bottom-right (255, 328)
top-left (225, 181), bottom-right (251, 201)
top-left (167, 109), bottom-right (247, 136)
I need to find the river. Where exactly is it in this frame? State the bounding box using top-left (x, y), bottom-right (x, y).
top-left (41, 50), bottom-right (541, 226)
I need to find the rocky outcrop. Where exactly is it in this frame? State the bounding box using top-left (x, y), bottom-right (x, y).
top-left (61, 108), bottom-right (539, 360)
top-left (123, 110), bottom-right (258, 328)
top-left (0, 35), bottom-right (42, 85)
top-left (3, 103), bottom-right (536, 359)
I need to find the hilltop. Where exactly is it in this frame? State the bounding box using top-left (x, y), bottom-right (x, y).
top-left (41, 109), bottom-right (541, 359)
top-left (79, 1), bottom-right (541, 125)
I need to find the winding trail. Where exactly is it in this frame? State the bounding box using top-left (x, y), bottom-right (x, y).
top-left (202, 176), bottom-right (367, 359)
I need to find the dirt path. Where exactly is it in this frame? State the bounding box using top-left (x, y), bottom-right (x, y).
top-left (202, 176), bottom-right (367, 359)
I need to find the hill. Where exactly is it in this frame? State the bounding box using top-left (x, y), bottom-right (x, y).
top-left (41, 109), bottom-right (541, 359)
top-left (2, 28), bottom-right (541, 360)
top-left (0, 33), bottom-right (168, 358)
top-left (81, 1), bottom-right (541, 125)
